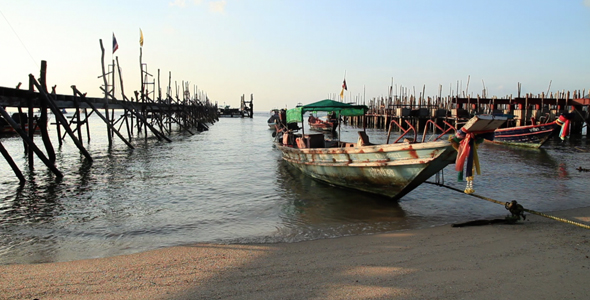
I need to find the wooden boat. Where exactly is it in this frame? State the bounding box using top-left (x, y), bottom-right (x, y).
top-left (275, 99), bottom-right (505, 200)
top-left (218, 105), bottom-right (243, 118)
top-left (489, 114), bottom-right (572, 148)
top-left (277, 135), bottom-right (457, 200)
top-left (268, 109), bottom-right (280, 129)
top-left (0, 112), bottom-right (41, 135)
top-left (308, 114), bottom-right (338, 132)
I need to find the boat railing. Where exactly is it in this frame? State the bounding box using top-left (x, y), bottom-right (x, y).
top-left (386, 119), bottom-right (416, 144)
top-left (421, 120), bottom-right (456, 143)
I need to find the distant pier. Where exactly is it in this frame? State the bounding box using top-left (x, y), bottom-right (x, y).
top-left (0, 39), bottom-right (219, 184)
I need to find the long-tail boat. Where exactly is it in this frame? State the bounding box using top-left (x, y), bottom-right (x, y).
top-left (490, 114), bottom-right (572, 148)
top-left (275, 99), bottom-right (505, 200)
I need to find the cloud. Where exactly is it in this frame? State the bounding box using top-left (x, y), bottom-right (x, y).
top-left (209, 0), bottom-right (226, 13)
top-left (169, 0), bottom-right (186, 7)
top-left (585, 0), bottom-right (590, 7)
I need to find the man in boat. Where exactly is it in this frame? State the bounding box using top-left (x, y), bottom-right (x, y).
top-left (329, 111), bottom-right (337, 120)
top-left (279, 109), bottom-right (300, 131)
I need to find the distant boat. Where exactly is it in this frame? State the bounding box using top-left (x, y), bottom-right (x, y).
top-left (0, 112), bottom-right (42, 135)
top-left (267, 109), bottom-right (280, 129)
top-left (489, 114), bottom-right (572, 148)
top-left (218, 105), bottom-right (243, 118)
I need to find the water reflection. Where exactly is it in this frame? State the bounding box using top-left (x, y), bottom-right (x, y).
top-left (273, 158), bottom-right (409, 240)
top-left (481, 143), bottom-right (566, 179)
top-left (5, 175), bottom-right (63, 225)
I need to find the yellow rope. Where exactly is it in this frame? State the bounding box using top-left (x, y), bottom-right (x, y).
top-left (427, 182), bottom-right (590, 230)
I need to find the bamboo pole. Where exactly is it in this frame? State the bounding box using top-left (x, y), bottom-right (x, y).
top-left (98, 40), bottom-right (113, 146)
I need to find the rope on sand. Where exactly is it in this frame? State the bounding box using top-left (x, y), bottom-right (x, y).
top-left (426, 182), bottom-right (590, 230)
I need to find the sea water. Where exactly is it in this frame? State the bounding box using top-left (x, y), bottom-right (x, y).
top-left (1, 112), bottom-right (589, 264)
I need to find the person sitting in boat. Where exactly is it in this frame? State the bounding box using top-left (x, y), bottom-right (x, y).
top-left (267, 112), bottom-right (280, 124)
top-left (329, 111), bottom-right (337, 121)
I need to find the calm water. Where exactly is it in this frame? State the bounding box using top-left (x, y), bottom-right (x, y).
top-left (1, 112), bottom-right (590, 264)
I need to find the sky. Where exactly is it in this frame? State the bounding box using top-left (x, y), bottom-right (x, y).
top-left (1, 0), bottom-right (590, 112)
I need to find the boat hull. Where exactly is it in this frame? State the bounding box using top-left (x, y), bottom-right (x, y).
top-left (277, 140), bottom-right (456, 200)
top-left (491, 122), bottom-right (558, 148)
top-left (218, 113), bottom-right (243, 118)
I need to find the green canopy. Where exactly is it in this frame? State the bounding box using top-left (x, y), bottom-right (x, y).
top-left (286, 99), bottom-right (368, 123)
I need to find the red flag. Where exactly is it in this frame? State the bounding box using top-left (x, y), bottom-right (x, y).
top-left (342, 79), bottom-right (347, 91)
top-left (112, 33), bottom-right (119, 54)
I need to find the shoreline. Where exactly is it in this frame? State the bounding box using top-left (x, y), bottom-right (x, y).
top-left (2, 207), bottom-right (589, 300)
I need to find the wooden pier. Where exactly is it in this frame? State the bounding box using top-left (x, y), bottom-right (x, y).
top-left (347, 86), bottom-right (589, 136)
top-left (0, 39), bottom-right (218, 184)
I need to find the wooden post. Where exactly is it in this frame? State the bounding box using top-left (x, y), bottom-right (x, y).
top-left (72, 90), bottom-right (83, 142)
top-left (27, 82), bottom-right (34, 170)
top-left (168, 71), bottom-right (172, 133)
top-left (114, 57), bottom-right (132, 141)
top-left (98, 40), bottom-right (113, 146)
top-left (0, 141), bottom-right (26, 184)
top-left (17, 106), bottom-right (26, 153)
top-left (36, 61), bottom-right (56, 164)
top-left (55, 112), bottom-right (63, 146)
top-left (84, 108), bottom-right (91, 142)
top-left (0, 105), bottom-right (63, 178)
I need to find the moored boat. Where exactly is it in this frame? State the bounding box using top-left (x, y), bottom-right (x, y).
top-left (0, 112), bottom-right (41, 135)
top-left (268, 109), bottom-right (280, 129)
top-left (277, 100), bottom-right (490, 199)
top-left (218, 105), bottom-right (243, 118)
top-left (277, 135), bottom-right (457, 200)
top-left (489, 114), bottom-right (572, 148)
top-left (275, 99), bottom-right (507, 200)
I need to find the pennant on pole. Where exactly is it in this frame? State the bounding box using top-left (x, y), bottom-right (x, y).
top-left (139, 28), bottom-right (144, 47)
top-left (112, 33), bottom-right (119, 54)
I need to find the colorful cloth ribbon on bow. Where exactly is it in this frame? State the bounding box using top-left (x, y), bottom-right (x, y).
top-left (453, 129), bottom-right (480, 180)
top-left (556, 114), bottom-right (570, 140)
top-left (449, 129), bottom-right (494, 194)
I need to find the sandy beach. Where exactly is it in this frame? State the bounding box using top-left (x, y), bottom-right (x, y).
top-left (2, 207), bottom-right (589, 300)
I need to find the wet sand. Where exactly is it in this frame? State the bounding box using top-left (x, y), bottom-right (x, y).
top-left (2, 207), bottom-right (589, 300)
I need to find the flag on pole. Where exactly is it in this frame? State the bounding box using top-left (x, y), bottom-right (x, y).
top-left (112, 33), bottom-right (119, 54)
top-left (340, 78), bottom-right (347, 100)
top-left (139, 28), bottom-right (144, 47)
